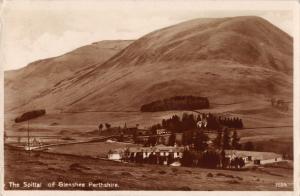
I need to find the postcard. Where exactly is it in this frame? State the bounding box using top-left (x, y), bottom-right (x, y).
top-left (1, 0), bottom-right (299, 195)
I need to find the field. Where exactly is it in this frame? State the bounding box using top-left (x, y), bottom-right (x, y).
top-left (46, 141), bottom-right (141, 158)
top-left (4, 146), bottom-right (293, 191)
top-left (4, 99), bottom-right (294, 191)
top-left (5, 99), bottom-right (293, 155)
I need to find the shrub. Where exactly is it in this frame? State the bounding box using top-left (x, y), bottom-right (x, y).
top-left (121, 172), bottom-right (132, 176)
top-left (178, 186), bottom-right (191, 191)
top-left (15, 109), bottom-right (46, 123)
top-left (207, 173), bottom-right (214, 177)
top-left (158, 170), bottom-right (167, 174)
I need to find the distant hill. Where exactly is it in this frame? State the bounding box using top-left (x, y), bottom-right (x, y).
top-left (5, 16), bottom-right (293, 113)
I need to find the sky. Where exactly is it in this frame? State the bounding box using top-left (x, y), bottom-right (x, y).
top-left (0, 0), bottom-right (295, 71)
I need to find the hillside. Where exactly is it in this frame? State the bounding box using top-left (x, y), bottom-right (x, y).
top-left (5, 16), bottom-right (293, 113)
top-left (4, 40), bottom-right (133, 112)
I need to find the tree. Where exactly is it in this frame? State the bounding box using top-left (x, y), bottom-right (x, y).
top-left (222, 128), bottom-right (231, 150)
top-left (244, 141), bottom-right (255, 151)
top-left (148, 136), bottom-right (157, 146)
top-left (105, 123), bottom-right (111, 130)
top-left (123, 148), bottom-right (130, 162)
top-left (162, 119), bottom-right (167, 129)
top-left (167, 153), bottom-right (175, 165)
top-left (194, 131), bottom-right (209, 151)
top-left (199, 150), bottom-right (221, 168)
top-left (237, 157), bottom-right (245, 168)
top-left (231, 130), bottom-right (241, 149)
top-left (213, 131), bottom-right (222, 149)
top-left (135, 152), bottom-right (144, 163)
top-left (181, 150), bottom-right (195, 166)
top-left (118, 133), bottom-right (124, 142)
top-left (169, 133), bottom-right (176, 146)
top-left (98, 123), bottom-right (103, 133)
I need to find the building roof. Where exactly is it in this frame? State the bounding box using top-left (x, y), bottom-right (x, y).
top-left (128, 145), bottom-right (185, 153)
top-left (108, 148), bottom-right (126, 154)
top-left (225, 150), bottom-right (282, 160)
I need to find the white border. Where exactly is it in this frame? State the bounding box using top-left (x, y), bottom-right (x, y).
top-left (1, 0), bottom-right (299, 196)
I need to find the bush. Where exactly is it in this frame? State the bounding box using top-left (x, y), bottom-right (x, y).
top-left (15, 109), bottom-right (46, 123)
top-left (206, 173), bottom-right (214, 177)
top-left (198, 151), bottom-right (221, 168)
top-left (181, 150), bottom-right (196, 167)
top-left (158, 170), bottom-right (167, 174)
top-left (178, 186), bottom-right (191, 191)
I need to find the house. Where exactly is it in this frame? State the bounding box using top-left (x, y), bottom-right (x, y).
top-left (156, 129), bottom-right (170, 135)
top-left (135, 129), bottom-right (153, 136)
top-left (156, 133), bottom-right (172, 145)
top-left (225, 150), bottom-right (283, 165)
top-left (128, 145), bottom-right (184, 158)
top-left (123, 127), bottom-right (138, 135)
top-left (107, 148), bottom-right (125, 160)
top-left (109, 144), bottom-right (186, 165)
top-left (133, 129), bottom-right (153, 144)
top-left (135, 129), bottom-right (173, 145)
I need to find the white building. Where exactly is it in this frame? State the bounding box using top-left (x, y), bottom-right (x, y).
top-left (225, 150), bottom-right (283, 165)
top-left (107, 149), bottom-right (124, 160)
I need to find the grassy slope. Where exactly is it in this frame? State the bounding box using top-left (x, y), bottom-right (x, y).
top-left (6, 16), bottom-right (292, 113)
top-left (4, 147), bottom-right (293, 191)
top-left (5, 99), bottom-right (293, 155)
top-left (4, 40), bottom-right (133, 112)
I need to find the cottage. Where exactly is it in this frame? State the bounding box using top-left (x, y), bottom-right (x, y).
top-left (156, 133), bottom-right (171, 145)
top-left (135, 129), bottom-right (152, 136)
top-left (225, 150), bottom-right (283, 165)
top-left (156, 129), bottom-right (170, 135)
top-left (124, 144), bottom-right (185, 165)
top-left (108, 149), bottom-right (124, 160)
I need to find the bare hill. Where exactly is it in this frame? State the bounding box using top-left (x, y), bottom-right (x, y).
top-left (4, 40), bottom-right (133, 112)
top-left (5, 16), bottom-right (293, 113)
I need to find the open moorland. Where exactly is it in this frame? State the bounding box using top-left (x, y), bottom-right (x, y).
top-left (4, 146), bottom-right (293, 191)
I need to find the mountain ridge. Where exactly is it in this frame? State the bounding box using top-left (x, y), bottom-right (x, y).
top-left (4, 16), bottom-right (293, 113)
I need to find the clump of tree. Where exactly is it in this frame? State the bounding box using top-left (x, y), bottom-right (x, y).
top-left (271, 98), bottom-right (289, 111)
top-left (151, 113), bottom-right (243, 134)
top-left (218, 117), bottom-right (243, 129)
top-left (15, 109), bottom-right (46, 123)
top-left (213, 128), bottom-right (242, 150)
top-left (141, 96), bottom-right (209, 112)
top-left (105, 123), bottom-right (111, 130)
top-left (198, 150), bottom-right (221, 168)
top-left (181, 150), bottom-right (197, 167)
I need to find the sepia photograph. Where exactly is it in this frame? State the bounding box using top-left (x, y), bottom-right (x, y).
top-left (1, 0), bottom-right (299, 194)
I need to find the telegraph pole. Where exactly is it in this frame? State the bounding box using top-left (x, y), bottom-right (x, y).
top-left (27, 120), bottom-right (30, 151)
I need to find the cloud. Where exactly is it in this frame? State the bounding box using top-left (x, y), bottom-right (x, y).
top-left (1, 1), bottom-right (294, 70)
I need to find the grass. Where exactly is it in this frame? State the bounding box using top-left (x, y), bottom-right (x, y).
top-left (4, 100), bottom-right (294, 191)
top-left (46, 141), bottom-right (140, 158)
top-left (4, 147), bottom-right (293, 191)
